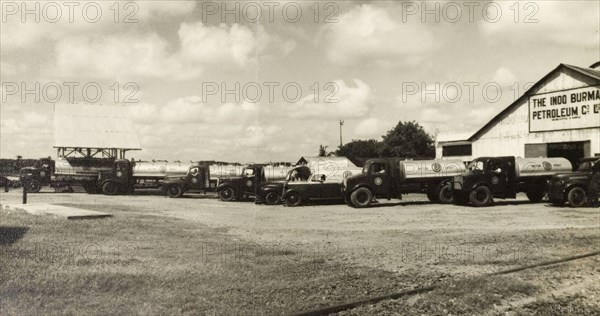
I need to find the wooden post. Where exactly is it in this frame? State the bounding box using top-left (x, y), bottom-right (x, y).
top-left (22, 184), bottom-right (27, 204)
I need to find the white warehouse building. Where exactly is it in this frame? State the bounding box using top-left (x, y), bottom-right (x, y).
top-left (436, 62), bottom-right (600, 168)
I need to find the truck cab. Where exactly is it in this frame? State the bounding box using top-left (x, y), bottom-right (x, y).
top-left (452, 157), bottom-right (519, 204)
top-left (548, 157), bottom-right (600, 207)
top-left (18, 158), bottom-right (56, 192)
top-left (217, 164), bottom-right (266, 201)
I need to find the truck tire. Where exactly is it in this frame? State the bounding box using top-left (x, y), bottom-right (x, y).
top-left (567, 187), bottom-right (587, 208)
top-left (469, 186), bottom-right (493, 207)
top-left (264, 191), bottom-right (280, 205)
top-left (437, 183), bottom-right (454, 204)
top-left (102, 182), bottom-right (119, 196)
top-left (26, 180), bottom-right (42, 193)
top-left (350, 187), bottom-right (373, 208)
top-left (218, 187), bottom-right (235, 201)
top-left (285, 192), bottom-right (303, 207)
top-left (525, 190), bottom-right (545, 203)
top-left (167, 184), bottom-right (184, 198)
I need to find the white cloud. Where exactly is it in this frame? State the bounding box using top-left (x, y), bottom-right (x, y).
top-left (354, 118), bottom-right (386, 137)
top-left (480, 1), bottom-right (599, 49)
top-left (128, 96), bottom-right (257, 125)
top-left (43, 33), bottom-right (200, 81)
top-left (285, 79), bottom-right (372, 120)
top-left (322, 4), bottom-right (436, 67)
top-left (491, 67), bottom-right (517, 87)
top-left (178, 21), bottom-right (257, 69)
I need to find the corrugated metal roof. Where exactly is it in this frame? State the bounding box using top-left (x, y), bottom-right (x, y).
top-left (54, 104), bottom-right (141, 149)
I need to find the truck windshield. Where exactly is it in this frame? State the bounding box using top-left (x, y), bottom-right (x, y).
top-left (577, 161), bottom-right (597, 172)
top-left (467, 160), bottom-right (484, 171)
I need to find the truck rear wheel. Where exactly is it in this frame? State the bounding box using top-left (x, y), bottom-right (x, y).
top-left (469, 186), bottom-right (493, 207)
top-left (218, 187), bottom-right (235, 201)
top-left (167, 184), bottom-right (184, 198)
top-left (567, 187), bottom-right (587, 208)
top-left (350, 187), bottom-right (373, 208)
top-left (526, 190), bottom-right (545, 203)
top-left (102, 182), bottom-right (119, 195)
top-left (26, 180), bottom-right (42, 193)
top-left (285, 192), bottom-right (303, 207)
top-left (437, 183), bottom-right (453, 204)
top-left (264, 192), bottom-right (280, 205)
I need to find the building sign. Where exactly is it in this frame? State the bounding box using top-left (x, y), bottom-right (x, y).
top-left (529, 85), bottom-right (600, 132)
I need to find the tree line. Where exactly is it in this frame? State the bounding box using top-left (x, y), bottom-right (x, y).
top-left (319, 121), bottom-right (435, 165)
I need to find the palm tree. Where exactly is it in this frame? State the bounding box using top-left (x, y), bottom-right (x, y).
top-left (318, 145), bottom-right (328, 157)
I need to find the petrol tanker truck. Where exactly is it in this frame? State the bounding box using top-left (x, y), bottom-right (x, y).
top-left (98, 160), bottom-right (210, 198)
top-left (19, 157), bottom-right (114, 193)
top-left (450, 156), bottom-right (572, 207)
top-left (342, 158), bottom-right (466, 208)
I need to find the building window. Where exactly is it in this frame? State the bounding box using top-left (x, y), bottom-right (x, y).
top-left (442, 144), bottom-right (472, 157)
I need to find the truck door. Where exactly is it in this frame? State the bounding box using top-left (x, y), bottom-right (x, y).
top-left (317, 175), bottom-right (342, 199)
top-left (370, 162), bottom-right (391, 196)
top-left (487, 158), bottom-right (508, 197)
top-left (187, 166), bottom-right (204, 190)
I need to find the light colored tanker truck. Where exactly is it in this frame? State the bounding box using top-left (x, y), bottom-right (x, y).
top-left (450, 156), bottom-right (572, 207)
top-left (98, 160), bottom-right (210, 198)
top-left (19, 157), bottom-right (114, 193)
top-left (341, 158), bottom-right (466, 208)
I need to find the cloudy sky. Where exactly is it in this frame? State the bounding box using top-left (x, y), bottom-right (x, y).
top-left (1, 0), bottom-right (598, 162)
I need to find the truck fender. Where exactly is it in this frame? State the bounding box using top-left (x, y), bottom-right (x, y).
top-left (350, 184), bottom-right (373, 194)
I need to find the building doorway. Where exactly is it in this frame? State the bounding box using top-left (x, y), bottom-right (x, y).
top-left (547, 141), bottom-right (588, 170)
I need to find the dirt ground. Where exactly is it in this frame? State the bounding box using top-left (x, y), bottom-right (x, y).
top-left (1, 189), bottom-right (599, 314)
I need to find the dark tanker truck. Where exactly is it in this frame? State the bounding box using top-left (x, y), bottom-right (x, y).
top-left (451, 156), bottom-right (572, 207)
top-left (547, 157), bottom-right (600, 207)
top-left (342, 158), bottom-right (466, 208)
top-left (19, 157), bottom-right (113, 193)
top-left (98, 160), bottom-right (210, 198)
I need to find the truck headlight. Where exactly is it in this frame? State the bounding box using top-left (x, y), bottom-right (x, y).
top-left (116, 171), bottom-right (123, 177)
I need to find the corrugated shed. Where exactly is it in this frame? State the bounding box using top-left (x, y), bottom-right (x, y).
top-left (54, 104), bottom-right (141, 149)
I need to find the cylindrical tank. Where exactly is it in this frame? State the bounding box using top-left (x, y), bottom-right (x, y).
top-left (54, 158), bottom-right (113, 177)
top-left (515, 158), bottom-right (572, 178)
top-left (399, 159), bottom-right (466, 179)
top-left (209, 164), bottom-right (245, 178)
top-left (132, 161), bottom-right (192, 178)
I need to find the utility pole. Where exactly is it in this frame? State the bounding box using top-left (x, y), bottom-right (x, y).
top-left (339, 120), bottom-right (344, 147)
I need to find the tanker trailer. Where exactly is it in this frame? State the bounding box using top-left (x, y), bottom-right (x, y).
top-left (451, 156), bottom-right (572, 207)
top-left (342, 158), bottom-right (466, 208)
top-left (98, 160), bottom-right (210, 198)
top-left (19, 157), bottom-right (113, 193)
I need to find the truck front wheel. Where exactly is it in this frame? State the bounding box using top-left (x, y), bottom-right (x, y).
top-left (26, 180), bottom-right (42, 193)
top-left (264, 192), bottom-right (280, 205)
top-left (167, 184), bottom-right (184, 198)
top-left (102, 182), bottom-right (119, 195)
top-left (526, 190), bottom-right (545, 203)
top-left (437, 183), bottom-right (454, 204)
top-left (567, 187), bottom-right (587, 208)
top-left (469, 186), bottom-right (493, 207)
top-left (285, 192), bottom-right (303, 207)
top-left (218, 187), bottom-right (235, 201)
top-left (350, 188), bottom-right (373, 208)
